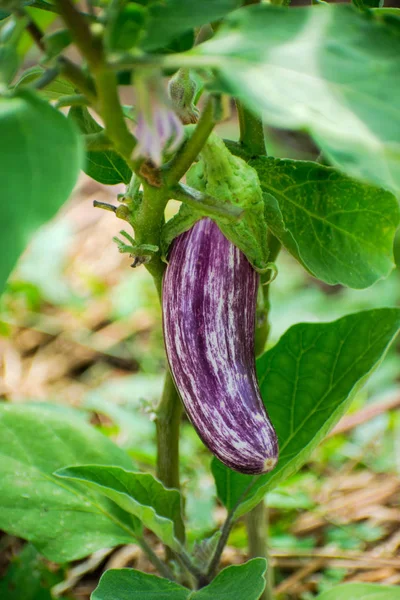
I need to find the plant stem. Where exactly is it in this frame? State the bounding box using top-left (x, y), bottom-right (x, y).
top-left (85, 132), bottom-right (113, 151)
top-left (54, 0), bottom-right (102, 69)
top-left (245, 502), bottom-right (274, 600)
top-left (156, 371), bottom-right (184, 538)
top-left (58, 57), bottom-right (97, 104)
top-left (93, 67), bottom-right (136, 161)
top-left (165, 96), bottom-right (216, 186)
top-left (206, 478), bottom-right (256, 582)
top-left (133, 182), bottom-right (168, 296)
top-left (236, 101), bottom-right (266, 156)
top-left (236, 94), bottom-right (277, 600)
top-left (137, 536), bottom-right (176, 581)
top-left (55, 0), bottom-right (136, 162)
top-left (55, 94), bottom-right (89, 109)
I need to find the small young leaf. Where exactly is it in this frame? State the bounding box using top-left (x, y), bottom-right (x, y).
top-left (56, 465), bottom-right (184, 552)
top-left (14, 66), bottom-right (75, 99)
top-left (316, 583), bottom-right (400, 600)
top-left (0, 404), bottom-right (139, 562)
top-left (69, 106), bottom-right (132, 185)
top-left (250, 157), bottom-right (400, 288)
top-left (92, 559), bottom-right (267, 600)
top-left (212, 309), bottom-right (400, 516)
top-left (0, 89), bottom-right (82, 294)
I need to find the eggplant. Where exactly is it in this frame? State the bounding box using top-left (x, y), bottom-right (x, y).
top-left (162, 218), bottom-right (278, 475)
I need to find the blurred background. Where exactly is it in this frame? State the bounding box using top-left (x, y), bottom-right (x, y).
top-left (1, 9), bottom-right (400, 598)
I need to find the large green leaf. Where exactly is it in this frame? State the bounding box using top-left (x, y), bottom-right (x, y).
top-left (0, 89), bottom-right (82, 294)
top-left (57, 465), bottom-right (184, 552)
top-left (316, 583), bottom-right (400, 600)
top-left (92, 559), bottom-right (267, 600)
top-left (212, 309), bottom-right (400, 516)
top-left (141, 0), bottom-right (242, 52)
top-left (69, 106), bottom-right (132, 185)
top-left (0, 404), bottom-right (139, 562)
top-left (93, 569), bottom-right (189, 600)
top-left (250, 157), bottom-right (400, 288)
top-left (189, 4), bottom-right (400, 193)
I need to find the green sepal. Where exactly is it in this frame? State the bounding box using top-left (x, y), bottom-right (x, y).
top-left (164, 133), bottom-right (270, 271)
top-left (161, 204), bottom-right (202, 262)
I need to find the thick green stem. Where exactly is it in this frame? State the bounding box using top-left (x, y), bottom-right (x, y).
top-left (54, 0), bottom-right (102, 69)
top-left (245, 502), bottom-right (274, 600)
top-left (55, 0), bottom-right (136, 163)
top-left (156, 372), bottom-right (183, 490)
top-left (93, 67), bottom-right (136, 161)
top-left (236, 101), bottom-right (266, 156)
top-left (133, 182), bottom-right (168, 296)
top-left (236, 92), bottom-right (277, 599)
top-left (156, 371), bottom-right (185, 543)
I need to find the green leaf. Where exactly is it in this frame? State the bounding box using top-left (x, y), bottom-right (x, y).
top-left (92, 559), bottom-right (267, 600)
top-left (250, 157), bottom-right (400, 288)
top-left (0, 544), bottom-right (57, 600)
top-left (316, 583), bottom-right (400, 600)
top-left (14, 66), bottom-right (75, 99)
top-left (0, 43), bottom-right (19, 85)
top-left (211, 458), bottom-right (252, 512)
top-left (0, 89), bottom-right (82, 294)
top-left (0, 403), bottom-right (139, 562)
top-left (69, 106), bottom-right (132, 185)
top-left (353, 0), bottom-right (383, 10)
top-left (194, 559), bottom-right (267, 600)
top-left (191, 4), bottom-right (400, 193)
top-left (56, 465), bottom-right (184, 552)
top-left (141, 0), bottom-right (242, 52)
top-left (212, 309), bottom-right (400, 517)
top-left (92, 569), bottom-right (189, 600)
top-left (106, 3), bottom-right (147, 51)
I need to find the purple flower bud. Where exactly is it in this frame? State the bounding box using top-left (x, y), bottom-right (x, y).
top-left (133, 74), bottom-right (184, 166)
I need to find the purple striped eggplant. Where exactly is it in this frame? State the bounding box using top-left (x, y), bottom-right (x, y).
top-left (162, 218), bottom-right (278, 474)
